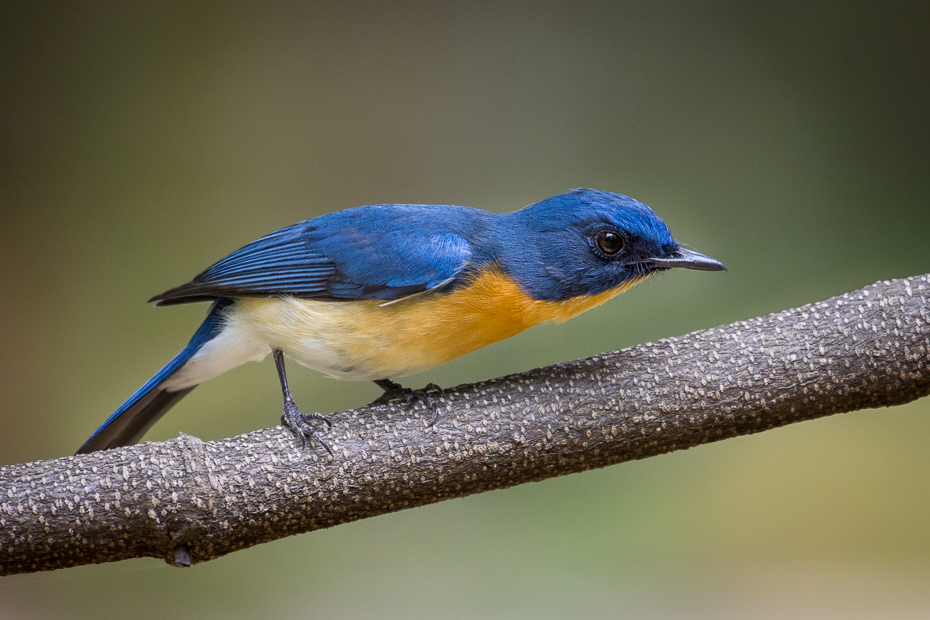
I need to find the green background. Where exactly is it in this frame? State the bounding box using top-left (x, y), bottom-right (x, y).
top-left (2, 2), bottom-right (929, 618)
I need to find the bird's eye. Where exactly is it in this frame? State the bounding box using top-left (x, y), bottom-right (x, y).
top-left (595, 230), bottom-right (624, 256)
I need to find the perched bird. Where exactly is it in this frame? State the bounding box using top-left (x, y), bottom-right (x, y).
top-left (77, 188), bottom-right (725, 455)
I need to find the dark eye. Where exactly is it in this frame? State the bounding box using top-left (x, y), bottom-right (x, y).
top-left (595, 230), bottom-right (624, 256)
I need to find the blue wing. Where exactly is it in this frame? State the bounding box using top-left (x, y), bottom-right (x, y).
top-left (150, 204), bottom-right (477, 305)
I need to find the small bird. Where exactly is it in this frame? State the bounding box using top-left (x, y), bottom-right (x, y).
top-left (77, 189), bottom-right (725, 454)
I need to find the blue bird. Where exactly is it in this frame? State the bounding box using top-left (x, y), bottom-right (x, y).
top-left (77, 189), bottom-right (725, 454)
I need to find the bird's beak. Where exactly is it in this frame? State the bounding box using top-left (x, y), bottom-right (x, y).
top-left (649, 248), bottom-right (727, 272)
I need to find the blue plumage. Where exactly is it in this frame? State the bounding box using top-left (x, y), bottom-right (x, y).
top-left (499, 189), bottom-right (681, 300)
top-left (77, 299), bottom-right (233, 453)
top-left (79, 189), bottom-right (725, 454)
top-left (153, 190), bottom-right (681, 306)
top-left (152, 204), bottom-right (490, 305)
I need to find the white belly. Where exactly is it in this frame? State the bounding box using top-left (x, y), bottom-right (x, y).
top-left (161, 268), bottom-right (642, 389)
top-left (232, 297), bottom-right (438, 381)
top-left (164, 297), bottom-right (435, 388)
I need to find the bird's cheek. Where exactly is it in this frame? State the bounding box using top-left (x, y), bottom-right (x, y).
top-left (604, 265), bottom-right (636, 289)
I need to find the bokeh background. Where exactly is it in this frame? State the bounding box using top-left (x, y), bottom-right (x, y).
top-left (2, 2), bottom-right (929, 618)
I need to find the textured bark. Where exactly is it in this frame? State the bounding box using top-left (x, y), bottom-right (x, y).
top-left (2, 275), bottom-right (929, 576)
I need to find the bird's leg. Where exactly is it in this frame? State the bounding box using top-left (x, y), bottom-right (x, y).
top-left (274, 349), bottom-right (333, 456)
top-left (371, 378), bottom-right (445, 426)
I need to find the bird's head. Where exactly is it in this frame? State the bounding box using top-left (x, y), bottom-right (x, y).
top-left (500, 188), bottom-right (725, 301)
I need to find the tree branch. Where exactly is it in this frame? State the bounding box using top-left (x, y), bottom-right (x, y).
top-left (2, 275), bottom-right (929, 576)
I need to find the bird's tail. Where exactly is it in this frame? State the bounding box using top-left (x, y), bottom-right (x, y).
top-left (76, 298), bottom-right (234, 454)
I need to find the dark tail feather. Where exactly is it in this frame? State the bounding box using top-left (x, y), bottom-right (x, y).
top-left (77, 298), bottom-right (233, 454)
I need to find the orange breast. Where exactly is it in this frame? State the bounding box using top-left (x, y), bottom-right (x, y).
top-left (237, 268), bottom-right (648, 380)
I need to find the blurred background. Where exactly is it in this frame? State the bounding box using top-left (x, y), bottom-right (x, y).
top-left (2, 1), bottom-right (929, 618)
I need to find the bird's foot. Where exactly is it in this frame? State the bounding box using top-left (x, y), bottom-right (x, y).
top-left (371, 379), bottom-right (445, 426)
top-left (281, 398), bottom-right (334, 456)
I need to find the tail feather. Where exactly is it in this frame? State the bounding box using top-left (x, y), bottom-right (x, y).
top-left (77, 298), bottom-right (233, 454)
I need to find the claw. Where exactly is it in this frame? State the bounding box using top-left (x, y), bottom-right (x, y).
top-left (281, 398), bottom-right (334, 457)
top-left (274, 348), bottom-right (334, 456)
top-left (372, 379), bottom-right (446, 425)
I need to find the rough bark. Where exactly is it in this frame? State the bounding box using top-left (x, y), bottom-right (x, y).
top-left (2, 275), bottom-right (929, 576)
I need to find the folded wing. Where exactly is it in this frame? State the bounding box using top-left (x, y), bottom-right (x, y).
top-left (150, 206), bottom-right (474, 305)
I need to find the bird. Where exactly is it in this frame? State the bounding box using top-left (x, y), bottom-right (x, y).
top-left (76, 188), bottom-right (725, 455)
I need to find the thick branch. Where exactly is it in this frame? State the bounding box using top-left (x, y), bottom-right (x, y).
top-left (2, 275), bottom-right (929, 576)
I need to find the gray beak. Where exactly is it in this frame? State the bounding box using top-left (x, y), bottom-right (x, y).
top-left (649, 247), bottom-right (727, 272)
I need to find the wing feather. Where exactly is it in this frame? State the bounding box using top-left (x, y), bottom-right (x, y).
top-left (150, 206), bottom-right (476, 305)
